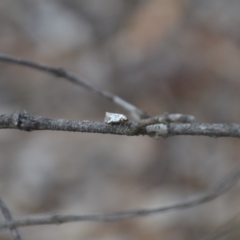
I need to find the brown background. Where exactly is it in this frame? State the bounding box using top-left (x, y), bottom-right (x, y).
top-left (1, 0), bottom-right (240, 239)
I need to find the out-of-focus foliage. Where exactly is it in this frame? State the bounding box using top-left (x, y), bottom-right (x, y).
top-left (1, 0), bottom-right (240, 239)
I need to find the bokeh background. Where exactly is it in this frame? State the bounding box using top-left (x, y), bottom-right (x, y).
top-left (1, 0), bottom-right (240, 239)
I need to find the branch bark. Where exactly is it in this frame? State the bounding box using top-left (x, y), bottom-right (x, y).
top-left (1, 111), bottom-right (240, 138)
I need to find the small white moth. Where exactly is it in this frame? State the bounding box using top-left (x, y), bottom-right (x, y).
top-left (104, 112), bottom-right (128, 124)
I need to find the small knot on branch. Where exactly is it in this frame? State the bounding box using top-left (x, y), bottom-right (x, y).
top-left (130, 113), bottom-right (195, 135)
top-left (18, 111), bottom-right (38, 132)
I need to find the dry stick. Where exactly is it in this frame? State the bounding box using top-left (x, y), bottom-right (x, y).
top-left (1, 53), bottom-right (240, 232)
top-left (0, 198), bottom-right (22, 240)
top-left (1, 112), bottom-right (240, 138)
top-left (132, 113), bottom-right (195, 134)
top-left (0, 164), bottom-right (240, 230)
top-left (0, 53), bottom-right (149, 120)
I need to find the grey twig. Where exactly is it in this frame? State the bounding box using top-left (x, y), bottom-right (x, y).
top-left (0, 53), bottom-right (149, 120)
top-left (0, 164), bottom-right (240, 230)
top-left (0, 198), bottom-right (22, 240)
top-left (131, 112), bottom-right (195, 134)
top-left (1, 111), bottom-right (240, 138)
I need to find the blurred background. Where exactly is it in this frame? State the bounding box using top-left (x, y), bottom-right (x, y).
top-left (1, 0), bottom-right (240, 239)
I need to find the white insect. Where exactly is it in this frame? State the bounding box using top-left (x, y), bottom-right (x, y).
top-left (104, 112), bottom-right (128, 124)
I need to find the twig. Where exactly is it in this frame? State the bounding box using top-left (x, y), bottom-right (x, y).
top-left (0, 164), bottom-right (240, 230)
top-left (0, 198), bottom-right (22, 240)
top-left (0, 53), bottom-right (149, 120)
top-left (131, 112), bottom-right (195, 134)
top-left (1, 111), bottom-right (240, 138)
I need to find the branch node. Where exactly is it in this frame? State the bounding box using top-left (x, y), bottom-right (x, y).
top-left (146, 124), bottom-right (169, 138)
top-left (11, 111), bottom-right (20, 127)
top-left (18, 111), bottom-right (35, 132)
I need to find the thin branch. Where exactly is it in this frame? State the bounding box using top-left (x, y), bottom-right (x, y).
top-left (0, 164), bottom-right (240, 230)
top-left (132, 112), bottom-right (195, 134)
top-left (0, 198), bottom-right (22, 240)
top-left (1, 111), bottom-right (240, 138)
top-left (0, 53), bottom-right (149, 120)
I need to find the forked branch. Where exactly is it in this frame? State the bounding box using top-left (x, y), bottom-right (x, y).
top-left (0, 198), bottom-right (22, 240)
top-left (0, 53), bottom-right (149, 120)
